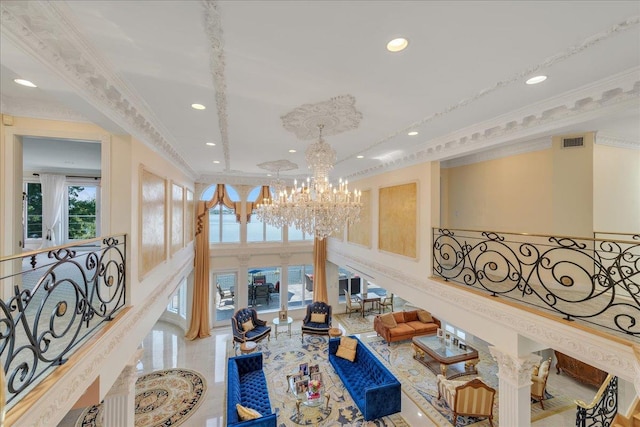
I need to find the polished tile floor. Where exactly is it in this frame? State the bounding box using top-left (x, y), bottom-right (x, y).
top-left (59, 319), bottom-right (597, 427)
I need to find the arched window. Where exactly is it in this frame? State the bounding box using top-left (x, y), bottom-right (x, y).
top-left (201, 184), bottom-right (240, 243)
top-left (247, 186), bottom-right (282, 242)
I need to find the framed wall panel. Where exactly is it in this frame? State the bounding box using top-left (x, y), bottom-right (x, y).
top-left (347, 189), bottom-right (371, 247)
top-left (140, 167), bottom-right (166, 279)
top-left (378, 182), bottom-right (417, 258)
top-left (171, 182), bottom-right (184, 256)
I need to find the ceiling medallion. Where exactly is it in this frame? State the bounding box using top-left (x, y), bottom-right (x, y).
top-left (256, 125), bottom-right (362, 239)
top-left (281, 94), bottom-right (363, 140)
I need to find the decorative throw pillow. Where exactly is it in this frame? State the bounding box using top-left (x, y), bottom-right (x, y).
top-left (417, 310), bottom-right (433, 323)
top-left (340, 336), bottom-right (358, 350)
top-left (404, 310), bottom-right (418, 322)
top-left (380, 313), bottom-right (397, 328)
top-left (336, 345), bottom-right (357, 362)
top-left (538, 359), bottom-right (551, 378)
top-left (242, 319), bottom-right (255, 332)
top-left (310, 312), bottom-right (326, 323)
top-left (236, 403), bottom-right (261, 420)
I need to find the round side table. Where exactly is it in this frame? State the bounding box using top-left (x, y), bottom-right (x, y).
top-left (328, 328), bottom-right (343, 338)
top-left (240, 341), bottom-right (257, 354)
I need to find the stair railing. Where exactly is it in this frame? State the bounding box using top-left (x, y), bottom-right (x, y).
top-left (575, 375), bottom-right (617, 427)
top-left (0, 234), bottom-right (127, 409)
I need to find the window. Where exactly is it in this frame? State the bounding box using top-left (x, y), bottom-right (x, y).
top-left (168, 278), bottom-right (187, 318)
top-left (287, 264), bottom-right (313, 310)
top-left (202, 185), bottom-right (240, 243)
top-left (24, 182), bottom-right (42, 239)
top-left (288, 225), bottom-right (313, 241)
top-left (23, 180), bottom-right (100, 243)
top-left (66, 185), bottom-right (98, 240)
top-left (247, 186), bottom-right (281, 242)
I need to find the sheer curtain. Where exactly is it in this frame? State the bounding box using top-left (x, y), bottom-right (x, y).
top-left (39, 173), bottom-right (66, 248)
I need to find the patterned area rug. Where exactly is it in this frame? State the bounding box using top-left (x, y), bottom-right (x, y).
top-left (231, 334), bottom-right (409, 426)
top-left (362, 335), bottom-right (575, 426)
top-left (75, 368), bottom-right (206, 427)
top-left (333, 313), bottom-right (378, 335)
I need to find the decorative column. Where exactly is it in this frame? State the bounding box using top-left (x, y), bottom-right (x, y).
top-left (102, 349), bottom-right (143, 427)
top-left (489, 346), bottom-right (540, 427)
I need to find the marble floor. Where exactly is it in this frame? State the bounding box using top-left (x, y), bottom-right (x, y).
top-left (58, 319), bottom-right (598, 427)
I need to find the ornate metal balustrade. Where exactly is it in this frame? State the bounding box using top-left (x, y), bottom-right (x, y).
top-left (0, 235), bottom-right (126, 407)
top-left (575, 375), bottom-right (617, 427)
top-left (432, 228), bottom-right (639, 337)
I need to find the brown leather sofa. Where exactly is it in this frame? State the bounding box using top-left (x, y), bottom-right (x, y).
top-left (374, 310), bottom-right (441, 344)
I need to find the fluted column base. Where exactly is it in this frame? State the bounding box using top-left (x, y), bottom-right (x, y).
top-left (102, 349), bottom-right (143, 427)
top-left (489, 346), bottom-right (540, 427)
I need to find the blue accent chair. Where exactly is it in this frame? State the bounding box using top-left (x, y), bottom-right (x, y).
top-left (231, 308), bottom-right (271, 350)
top-left (329, 336), bottom-right (401, 421)
top-left (227, 353), bottom-right (277, 426)
top-left (301, 301), bottom-right (332, 342)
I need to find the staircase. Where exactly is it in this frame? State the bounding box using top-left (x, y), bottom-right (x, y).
top-left (612, 399), bottom-right (640, 427)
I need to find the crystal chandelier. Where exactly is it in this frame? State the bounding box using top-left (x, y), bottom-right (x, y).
top-left (256, 125), bottom-right (362, 239)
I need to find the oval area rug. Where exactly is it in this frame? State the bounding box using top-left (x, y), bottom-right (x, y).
top-left (75, 368), bottom-right (206, 427)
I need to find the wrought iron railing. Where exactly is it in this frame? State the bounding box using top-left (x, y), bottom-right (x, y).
top-left (432, 228), bottom-right (640, 337)
top-left (0, 234), bottom-right (126, 407)
top-left (575, 375), bottom-right (617, 427)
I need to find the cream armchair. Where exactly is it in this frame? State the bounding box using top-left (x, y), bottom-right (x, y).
top-left (437, 375), bottom-right (495, 427)
top-left (531, 357), bottom-right (552, 409)
top-left (345, 296), bottom-right (363, 317)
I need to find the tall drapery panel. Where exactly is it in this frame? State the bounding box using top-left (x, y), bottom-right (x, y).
top-left (313, 237), bottom-right (328, 303)
top-left (39, 173), bottom-right (66, 248)
top-left (186, 184), bottom-right (240, 340)
top-left (186, 201), bottom-right (211, 340)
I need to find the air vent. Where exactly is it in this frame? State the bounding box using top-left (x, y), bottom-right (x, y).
top-left (562, 137), bottom-right (584, 148)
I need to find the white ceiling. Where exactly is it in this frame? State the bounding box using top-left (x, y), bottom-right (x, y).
top-left (1, 1), bottom-right (639, 184)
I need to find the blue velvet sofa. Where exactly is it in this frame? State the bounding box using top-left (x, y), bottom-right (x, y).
top-left (328, 336), bottom-right (402, 421)
top-left (227, 353), bottom-right (277, 427)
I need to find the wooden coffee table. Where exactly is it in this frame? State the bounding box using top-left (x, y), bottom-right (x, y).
top-left (412, 335), bottom-right (479, 379)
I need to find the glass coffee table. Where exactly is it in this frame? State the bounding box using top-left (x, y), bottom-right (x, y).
top-left (287, 372), bottom-right (330, 414)
top-left (412, 334), bottom-right (479, 379)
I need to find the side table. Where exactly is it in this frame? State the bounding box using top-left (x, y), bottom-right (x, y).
top-left (273, 316), bottom-right (293, 339)
top-left (240, 341), bottom-right (257, 354)
top-left (328, 328), bottom-right (343, 338)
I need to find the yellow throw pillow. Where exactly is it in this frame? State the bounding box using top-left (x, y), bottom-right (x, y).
top-left (310, 312), bottom-right (326, 323)
top-left (417, 310), bottom-right (433, 323)
top-left (336, 345), bottom-right (357, 362)
top-left (242, 319), bottom-right (255, 332)
top-left (236, 403), bottom-right (261, 420)
top-left (340, 336), bottom-right (358, 350)
top-left (380, 313), bottom-right (397, 328)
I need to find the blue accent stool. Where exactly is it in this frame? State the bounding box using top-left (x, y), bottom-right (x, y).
top-left (329, 336), bottom-right (402, 421)
top-left (301, 301), bottom-right (332, 341)
top-left (227, 353), bottom-right (277, 427)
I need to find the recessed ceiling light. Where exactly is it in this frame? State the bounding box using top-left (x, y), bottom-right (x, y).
top-left (525, 75), bottom-right (547, 85)
top-left (386, 37), bottom-right (408, 52)
top-left (191, 103), bottom-right (206, 110)
top-left (14, 78), bottom-right (37, 88)
top-left (205, 142), bottom-right (216, 146)
top-left (356, 155), bottom-right (364, 159)
top-left (289, 149), bottom-right (297, 153)
top-left (408, 131), bottom-right (418, 136)
top-left (212, 160), bottom-right (220, 164)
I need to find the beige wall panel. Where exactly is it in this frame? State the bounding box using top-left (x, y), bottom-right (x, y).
top-left (593, 144), bottom-right (640, 234)
top-left (185, 189), bottom-right (194, 244)
top-left (139, 167), bottom-right (166, 279)
top-left (445, 149), bottom-right (553, 234)
top-left (347, 189), bottom-right (371, 247)
top-left (171, 183), bottom-right (184, 255)
top-left (379, 182), bottom-right (417, 258)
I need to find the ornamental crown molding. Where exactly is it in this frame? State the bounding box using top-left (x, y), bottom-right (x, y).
top-left (0, 0), bottom-right (196, 180)
top-left (348, 69), bottom-right (639, 180)
top-left (281, 94), bottom-right (363, 140)
top-left (441, 137), bottom-right (551, 169)
top-left (596, 131), bottom-right (640, 149)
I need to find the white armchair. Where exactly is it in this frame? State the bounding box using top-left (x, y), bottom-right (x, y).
top-left (437, 375), bottom-right (495, 427)
top-left (531, 357), bottom-right (552, 409)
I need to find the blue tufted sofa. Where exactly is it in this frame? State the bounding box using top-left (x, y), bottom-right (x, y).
top-left (226, 353), bottom-right (277, 427)
top-left (328, 336), bottom-right (402, 421)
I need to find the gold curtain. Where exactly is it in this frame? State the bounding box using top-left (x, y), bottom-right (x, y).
top-left (246, 185), bottom-right (271, 223)
top-left (313, 237), bottom-right (328, 303)
top-left (186, 184), bottom-right (238, 340)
